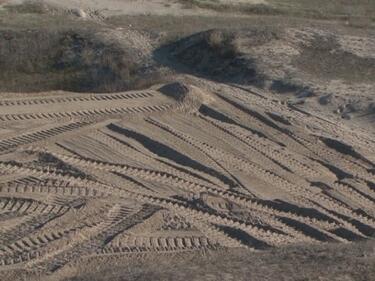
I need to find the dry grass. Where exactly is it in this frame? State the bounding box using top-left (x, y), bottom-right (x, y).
top-left (182, 0), bottom-right (282, 16)
top-left (4, 0), bottom-right (52, 14)
top-left (180, 0), bottom-right (375, 27)
top-left (0, 28), bottom-right (134, 92)
top-left (206, 30), bottom-right (239, 58)
top-left (0, 9), bottom-right (169, 93)
top-left (106, 15), bottom-right (285, 47)
top-left (270, 0), bottom-right (375, 17)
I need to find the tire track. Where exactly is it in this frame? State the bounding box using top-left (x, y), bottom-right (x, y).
top-left (200, 114), bottom-right (326, 179)
top-left (1, 155), bottom-right (371, 241)
top-left (106, 235), bottom-right (216, 253)
top-left (331, 182), bottom-right (375, 212)
top-left (0, 121), bottom-right (92, 153)
top-left (224, 85), bottom-right (375, 154)
top-left (0, 92), bottom-right (154, 107)
top-left (216, 92), bottom-right (375, 179)
top-left (0, 104), bottom-right (174, 123)
top-left (94, 130), bottom-right (232, 191)
top-left (45, 148), bottom-right (369, 239)
top-left (24, 204), bottom-right (158, 272)
top-left (7, 166), bottom-right (296, 249)
top-left (0, 181), bottom-right (106, 198)
top-left (287, 132), bottom-right (374, 182)
top-left (0, 197), bottom-right (69, 215)
top-left (0, 212), bottom-right (66, 249)
top-left (145, 118), bottom-right (375, 231)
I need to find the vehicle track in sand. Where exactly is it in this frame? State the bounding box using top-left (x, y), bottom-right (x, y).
top-left (0, 81), bottom-right (374, 276)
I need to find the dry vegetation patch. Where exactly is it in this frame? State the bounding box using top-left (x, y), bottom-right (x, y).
top-left (181, 0), bottom-right (375, 26)
top-left (0, 2), bottom-right (374, 280)
top-left (0, 5), bottom-right (165, 93)
top-left (0, 28), bottom-right (134, 92)
top-left (159, 28), bottom-right (278, 85)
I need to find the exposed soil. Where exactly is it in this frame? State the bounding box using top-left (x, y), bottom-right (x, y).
top-left (159, 27), bottom-right (375, 125)
top-left (0, 1), bottom-right (374, 281)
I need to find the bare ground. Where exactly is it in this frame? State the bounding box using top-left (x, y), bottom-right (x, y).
top-left (0, 1), bottom-right (374, 280)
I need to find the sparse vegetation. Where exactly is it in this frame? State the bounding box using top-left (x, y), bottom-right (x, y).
top-left (105, 14), bottom-right (300, 45)
top-left (4, 0), bottom-right (53, 14)
top-left (0, 10), bottom-right (168, 93)
top-left (0, 1), bottom-right (374, 280)
top-left (206, 30), bottom-right (239, 58)
top-left (0, 27), bottom-right (135, 92)
top-left (181, 0), bottom-right (375, 24)
top-left (182, 1), bottom-right (282, 16)
top-left (159, 29), bottom-right (268, 85)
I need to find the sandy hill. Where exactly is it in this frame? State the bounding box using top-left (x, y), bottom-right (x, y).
top-left (0, 1), bottom-right (374, 280)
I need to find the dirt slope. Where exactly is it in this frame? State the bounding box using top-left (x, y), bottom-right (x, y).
top-left (162, 28), bottom-right (375, 129)
top-left (0, 78), bottom-right (374, 280)
top-left (0, 1), bottom-right (374, 281)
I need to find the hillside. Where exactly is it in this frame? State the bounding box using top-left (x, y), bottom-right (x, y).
top-left (0, 1), bottom-right (374, 281)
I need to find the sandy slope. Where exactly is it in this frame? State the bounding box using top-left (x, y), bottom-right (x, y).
top-left (0, 1), bottom-right (374, 280)
top-left (0, 78), bottom-right (374, 280)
